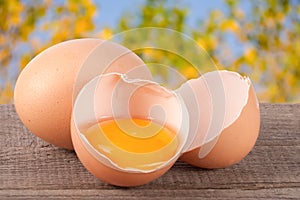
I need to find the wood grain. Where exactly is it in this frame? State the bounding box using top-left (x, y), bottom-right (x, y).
top-left (0, 104), bottom-right (299, 199)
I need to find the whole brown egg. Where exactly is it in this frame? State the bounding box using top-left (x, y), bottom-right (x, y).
top-left (14, 38), bottom-right (151, 150)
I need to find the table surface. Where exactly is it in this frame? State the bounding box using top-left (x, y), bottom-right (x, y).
top-left (0, 104), bottom-right (299, 199)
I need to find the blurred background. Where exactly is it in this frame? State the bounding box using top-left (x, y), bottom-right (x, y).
top-left (0, 0), bottom-right (299, 104)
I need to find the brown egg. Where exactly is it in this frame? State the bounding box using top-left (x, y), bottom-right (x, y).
top-left (14, 38), bottom-right (152, 150)
top-left (178, 70), bottom-right (260, 168)
top-left (71, 73), bottom-right (189, 186)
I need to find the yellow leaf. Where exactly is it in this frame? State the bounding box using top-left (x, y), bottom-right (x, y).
top-left (244, 47), bottom-right (257, 63)
top-left (99, 28), bottom-right (113, 40)
top-left (196, 38), bottom-right (207, 50)
top-left (74, 17), bottom-right (92, 35)
top-left (0, 49), bottom-right (9, 61)
top-left (0, 35), bottom-right (4, 45)
top-left (197, 36), bottom-right (217, 51)
top-left (20, 54), bottom-right (32, 70)
top-left (276, 12), bottom-right (284, 23)
top-left (8, 0), bottom-right (23, 25)
top-left (180, 66), bottom-right (199, 79)
top-left (10, 15), bottom-right (20, 25)
top-left (220, 19), bottom-right (240, 33)
top-left (141, 48), bottom-right (164, 60)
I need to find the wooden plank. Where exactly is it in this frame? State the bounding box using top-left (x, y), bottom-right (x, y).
top-left (0, 188), bottom-right (299, 199)
top-left (0, 104), bottom-right (300, 199)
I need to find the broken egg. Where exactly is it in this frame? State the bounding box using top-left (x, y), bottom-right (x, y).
top-left (14, 38), bottom-right (152, 150)
top-left (71, 73), bottom-right (189, 186)
top-left (177, 70), bottom-right (260, 168)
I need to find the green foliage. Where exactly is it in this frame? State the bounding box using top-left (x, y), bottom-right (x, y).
top-left (0, 0), bottom-right (299, 103)
top-left (117, 0), bottom-right (300, 102)
top-left (210, 0), bottom-right (300, 102)
top-left (0, 0), bottom-right (96, 103)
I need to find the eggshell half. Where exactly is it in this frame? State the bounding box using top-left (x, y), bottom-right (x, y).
top-left (14, 38), bottom-right (152, 150)
top-left (71, 120), bottom-right (175, 187)
top-left (178, 70), bottom-right (260, 168)
top-left (71, 73), bottom-right (189, 186)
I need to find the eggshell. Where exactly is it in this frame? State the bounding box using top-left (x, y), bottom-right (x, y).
top-left (71, 120), bottom-right (175, 187)
top-left (178, 70), bottom-right (260, 168)
top-left (71, 73), bottom-right (189, 186)
top-left (14, 38), bottom-right (152, 150)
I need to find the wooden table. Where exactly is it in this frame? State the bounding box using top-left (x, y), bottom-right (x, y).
top-left (0, 104), bottom-right (299, 199)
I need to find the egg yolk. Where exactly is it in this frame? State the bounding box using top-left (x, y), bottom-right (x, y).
top-left (83, 118), bottom-right (179, 171)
